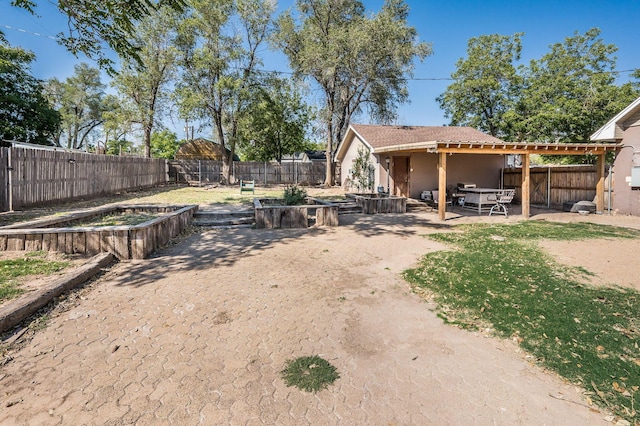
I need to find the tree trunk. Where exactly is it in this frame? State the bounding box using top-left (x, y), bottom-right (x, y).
top-left (215, 119), bottom-right (231, 185)
top-left (325, 118), bottom-right (334, 187)
top-left (143, 124), bottom-right (152, 158)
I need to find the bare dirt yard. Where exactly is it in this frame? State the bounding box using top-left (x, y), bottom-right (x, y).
top-left (1, 189), bottom-right (639, 424)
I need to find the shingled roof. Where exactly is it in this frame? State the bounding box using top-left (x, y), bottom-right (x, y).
top-left (349, 124), bottom-right (506, 150)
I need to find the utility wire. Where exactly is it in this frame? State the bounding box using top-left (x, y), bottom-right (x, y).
top-left (1, 23), bottom-right (637, 81)
top-left (1, 24), bottom-right (57, 41)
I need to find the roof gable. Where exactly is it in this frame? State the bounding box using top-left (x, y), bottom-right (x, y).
top-left (590, 96), bottom-right (640, 142)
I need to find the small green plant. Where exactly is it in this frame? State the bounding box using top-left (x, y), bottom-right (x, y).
top-left (283, 185), bottom-right (308, 205)
top-left (281, 355), bottom-right (340, 392)
top-left (349, 146), bottom-right (375, 192)
top-left (0, 254), bottom-right (69, 302)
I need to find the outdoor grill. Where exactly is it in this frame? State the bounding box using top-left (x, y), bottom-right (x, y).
top-left (457, 182), bottom-right (476, 189)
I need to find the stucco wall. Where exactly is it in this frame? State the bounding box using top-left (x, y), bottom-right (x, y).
top-left (614, 125), bottom-right (640, 215)
top-left (403, 153), bottom-right (504, 198)
top-left (339, 135), bottom-right (379, 191)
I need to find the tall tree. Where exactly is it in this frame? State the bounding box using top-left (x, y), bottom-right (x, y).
top-left (47, 63), bottom-right (107, 149)
top-left (273, 0), bottom-right (431, 185)
top-left (516, 28), bottom-right (638, 146)
top-left (238, 77), bottom-right (313, 161)
top-left (175, 0), bottom-right (274, 183)
top-left (9, 0), bottom-right (186, 70)
top-left (437, 33), bottom-right (523, 138)
top-left (0, 42), bottom-right (60, 145)
top-left (113, 6), bottom-right (179, 157)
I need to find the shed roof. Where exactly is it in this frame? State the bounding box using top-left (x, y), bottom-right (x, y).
top-left (174, 138), bottom-right (239, 161)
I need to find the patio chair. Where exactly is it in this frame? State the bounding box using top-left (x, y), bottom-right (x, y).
top-left (430, 190), bottom-right (453, 210)
top-left (488, 189), bottom-right (515, 217)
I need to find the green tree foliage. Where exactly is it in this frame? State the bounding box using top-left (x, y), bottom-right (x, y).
top-left (101, 97), bottom-right (135, 153)
top-left (175, 0), bottom-right (275, 183)
top-left (273, 0), bottom-right (431, 185)
top-left (150, 129), bottom-right (183, 159)
top-left (0, 42), bottom-right (60, 145)
top-left (112, 6), bottom-right (179, 157)
top-left (46, 63), bottom-right (108, 149)
top-left (9, 0), bottom-right (186, 71)
top-left (516, 28), bottom-right (638, 145)
top-left (436, 33), bottom-right (523, 138)
top-left (439, 28), bottom-right (639, 164)
top-left (105, 138), bottom-right (135, 155)
top-left (238, 77), bottom-right (313, 161)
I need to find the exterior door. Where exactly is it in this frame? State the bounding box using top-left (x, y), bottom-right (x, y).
top-left (393, 156), bottom-right (410, 197)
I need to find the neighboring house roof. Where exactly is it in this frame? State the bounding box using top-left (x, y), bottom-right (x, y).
top-left (174, 138), bottom-right (240, 161)
top-left (335, 124), bottom-right (507, 160)
top-left (590, 96), bottom-right (640, 142)
top-left (281, 152), bottom-right (310, 162)
top-left (305, 150), bottom-right (326, 161)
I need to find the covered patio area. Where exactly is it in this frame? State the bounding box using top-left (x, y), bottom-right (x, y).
top-left (424, 141), bottom-right (620, 220)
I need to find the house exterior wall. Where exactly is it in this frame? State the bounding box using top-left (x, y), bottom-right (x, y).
top-left (614, 124), bottom-right (640, 215)
top-left (339, 135), bottom-right (379, 191)
top-left (392, 153), bottom-right (504, 198)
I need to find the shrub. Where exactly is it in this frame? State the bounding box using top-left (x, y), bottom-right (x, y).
top-left (283, 185), bottom-right (307, 205)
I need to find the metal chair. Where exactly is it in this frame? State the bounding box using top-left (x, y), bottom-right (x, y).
top-left (488, 189), bottom-right (515, 216)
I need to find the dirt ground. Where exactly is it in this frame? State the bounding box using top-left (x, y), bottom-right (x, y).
top-left (1, 201), bottom-right (639, 424)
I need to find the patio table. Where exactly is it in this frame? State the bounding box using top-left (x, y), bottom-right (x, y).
top-left (459, 188), bottom-right (502, 214)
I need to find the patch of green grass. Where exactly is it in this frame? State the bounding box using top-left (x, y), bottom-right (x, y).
top-left (281, 355), bottom-right (340, 392)
top-left (0, 253), bottom-right (70, 302)
top-left (74, 212), bottom-right (159, 227)
top-left (404, 221), bottom-right (640, 422)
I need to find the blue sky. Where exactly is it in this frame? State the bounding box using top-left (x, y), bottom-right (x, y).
top-left (1, 0), bottom-right (639, 138)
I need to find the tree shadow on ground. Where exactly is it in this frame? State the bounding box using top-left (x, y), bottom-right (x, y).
top-left (109, 212), bottom-right (452, 288)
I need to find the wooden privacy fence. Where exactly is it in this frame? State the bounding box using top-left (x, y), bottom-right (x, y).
top-left (1, 147), bottom-right (167, 211)
top-left (168, 160), bottom-right (326, 186)
top-left (0, 148), bottom-right (7, 212)
top-left (502, 165), bottom-right (610, 209)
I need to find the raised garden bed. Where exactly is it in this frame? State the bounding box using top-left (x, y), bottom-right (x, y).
top-left (346, 193), bottom-right (406, 214)
top-left (254, 198), bottom-right (339, 229)
top-left (0, 204), bottom-right (198, 260)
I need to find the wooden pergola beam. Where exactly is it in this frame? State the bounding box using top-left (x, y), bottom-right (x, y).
top-left (521, 153), bottom-right (531, 219)
top-left (438, 152), bottom-right (447, 221)
top-left (595, 153), bottom-right (605, 213)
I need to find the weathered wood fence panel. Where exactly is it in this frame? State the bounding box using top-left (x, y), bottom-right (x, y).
top-left (0, 148), bottom-right (7, 212)
top-left (502, 165), bottom-right (609, 209)
top-left (169, 160), bottom-right (326, 186)
top-left (168, 160), bottom-right (221, 184)
top-left (5, 148), bottom-right (167, 210)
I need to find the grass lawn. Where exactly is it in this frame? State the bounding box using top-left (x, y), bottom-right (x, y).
top-left (0, 252), bottom-right (70, 302)
top-left (404, 221), bottom-right (640, 423)
top-left (0, 184), bottom-right (304, 227)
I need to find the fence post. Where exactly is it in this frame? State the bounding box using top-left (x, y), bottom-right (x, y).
top-left (198, 160), bottom-right (202, 187)
top-left (264, 162), bottom-right (267, 186)
top-left (7, 147), bottom-right (13, 211)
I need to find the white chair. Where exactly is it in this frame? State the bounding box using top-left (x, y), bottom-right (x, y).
top-left (488, 189), bottom-right (515, 216)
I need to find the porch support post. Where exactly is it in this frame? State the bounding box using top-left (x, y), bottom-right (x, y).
top-left (521, 153), bottom-right (530, 219)
top-left (595, 153), bottom-right (605, 213)
top-left (438, 151), bottom-right (447, 221)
